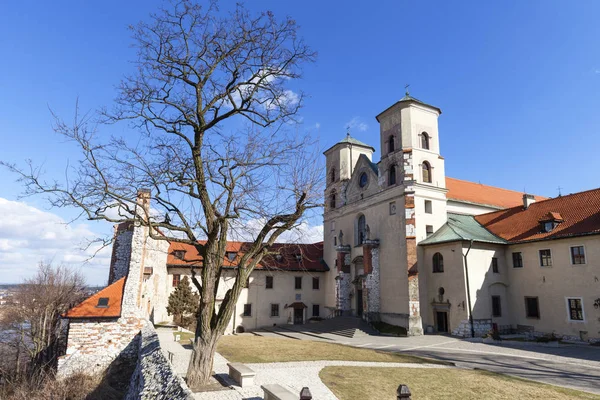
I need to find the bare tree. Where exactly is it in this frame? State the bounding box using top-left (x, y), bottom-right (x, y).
top-left (2, 263), bottom-right (86, 378)
top-left (3, 0), bottom-right (320, 387)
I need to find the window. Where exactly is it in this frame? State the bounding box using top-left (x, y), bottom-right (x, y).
top-left (295, 254), bottom-right (302, 262)
top-left (270, 304), bottom-right (279, 317)
top-left (543, 221), bottom-right (555, 232)
top-left (539, 249), bottom-right (552, 267)
top-left (226, 251), bottom-right (237, 261)
top-left (330, 191), bottom-right (336, 209)
top-left (426, 225), bottom-right (434, 237)
top-left (525, 297), bottom-right (540, 319)
top-left (421, 132), bottom-right (430, 150)
top-left (172, 274), bottom-right (181, 287)
top-left (313, 277), bottom-right (320, 290)
top-left (433, 252), bottom-right (444, 273)
top-left (330, 221), bottom-right (335, 231)
top-left (173, 250), bottom-right (185, 260)
top-left (359, 172), bottom-right (368, 188)
top-left (312, 304), bottom-right (320, 317)
top-left (424, 200), bottom-right (432, 214)
top-left (357, 214), bottom-right (366, 244)
top-left (422, 161), bottom-right (432, 183)
top-left (492, 257), bottom-right (499, 273)
top-left (571, 246), bottom-right (586, 265)
top-left (295, 276), bottom-right (302, 290)
top-left (389, 201), bottom-right (397, 215)
top-left (96, 297), bottom-right (109, 308)
top-left (512, 252), bottom-right (523, 268)
top-left (388, 135), bottom-right (395, 153)
top-left (275, 254), bottom-right (283, 262)
top-left (330, 168), bottom-right (336, 183)
top-left (243, 304), bottom-right (252, 317)
top-left (492, 295), bottom-right (502, 317)
top-left (567, 298), bottom-right (584, 321)
top-left (388, 165), bottom-right (396, 185)
top-left (266, 276), bottom-right (273, 289)
top-left (334, 236), bottom-right (337, 246)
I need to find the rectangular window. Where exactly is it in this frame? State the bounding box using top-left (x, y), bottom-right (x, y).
top-left (571, 246), bottom-right (586, 265)
top-left (312, 304), bottom-right (320, 317)
top-left (270, 304), bottom-right (279, 317)
top-left (389, 201), bottom-right (396, 215)
top-left (567, 298), bottom-right (584, 321)
top-left (491, 295), bottom-right (502, 317)
top-left (295, 276), bottom-right (302, 290)
top-left (334, 236), bottom-right (337, 246)
top-left (539, 249), bottom-right (552, 267)
top-left (172, 274), bottom-right (180, 287)
top-left (330, 221), bottom-right (335, 231)
top-left (512, 252), bottom-right (523, 268)
top-left (426, 225), bottom-right (434, 237)
top-left (312, 277), bottom-right (320, 290)
top-left (425, 200), bottom-right (433, 214)
top-left (492, 257), bottom-right (499, 273)
top-left (525, 297), bottom-right (540, 319)
top-left (266, 276), bottom-right (273, 289)
top-left (243, 304), bottom-right (252, 317)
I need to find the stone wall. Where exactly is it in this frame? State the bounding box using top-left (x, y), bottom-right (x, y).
top-left (58, 317), bottom-right (144, 377)
top-left (125, 323), bottom-right (194, 400)
top-left (364, 246), bottom-right (380, 321)
top-left (336, 272), bottom-right (352, 313)
top-left (109, 224), bottom-right (134, 284)
top-left (452, 318), bottom-right (492, 337)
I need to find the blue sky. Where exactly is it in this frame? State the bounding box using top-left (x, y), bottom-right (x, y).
top-left (1, 1), bottom-right (599, 284)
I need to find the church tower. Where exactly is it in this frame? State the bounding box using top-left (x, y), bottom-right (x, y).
top-left (375, 90), bottom-right (447, 335)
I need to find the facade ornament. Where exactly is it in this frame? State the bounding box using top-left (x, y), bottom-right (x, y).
top-left (365, 224), bottom-right (371, 241)
top-left (338, 230), bottom-right (344, 246)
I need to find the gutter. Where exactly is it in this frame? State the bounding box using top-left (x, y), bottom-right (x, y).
top-left (463, 240), bottom-right (475, 338)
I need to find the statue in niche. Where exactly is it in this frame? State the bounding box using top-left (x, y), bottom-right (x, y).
top-left (365, 224), bottom-right (371, 241)
top-left (338, 230), bottom-right (344, 246)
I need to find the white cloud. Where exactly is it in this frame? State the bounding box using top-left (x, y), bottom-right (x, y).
top-left (345, 116), bottom-right (368, 132)
top-left (315, 122), bottom-right (321, 129)
top-left (0, 198), bottom-right (112, 285)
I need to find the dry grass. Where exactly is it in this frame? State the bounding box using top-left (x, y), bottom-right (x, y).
top-left (319, 366), bottom-right (600, 400)
top-left (1, 373), bottom-right (115, 400)
top-left (216, 335), bottom-right (440, 364)
top-left (173, 330), bottom-right (195, 343)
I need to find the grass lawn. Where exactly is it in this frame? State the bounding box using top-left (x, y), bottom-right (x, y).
top-left (320, 366), bottom-right (600, 400)
top-left (216, 335), bottom-right (440, 364)
top-left (173, 331), bottom-right (195, 343)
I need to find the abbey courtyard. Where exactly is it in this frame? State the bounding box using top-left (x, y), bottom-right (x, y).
top-left (56, 92), bottom-right (600, 398)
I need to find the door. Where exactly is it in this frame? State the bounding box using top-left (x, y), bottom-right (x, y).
top-left (294, 308), bottom-right (304, 325)
top-left (356, 289), bottom-right (363, 317)
top-left (436, 311), bottom-right (448, 333)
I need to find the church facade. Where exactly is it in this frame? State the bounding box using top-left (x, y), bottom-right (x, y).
top-left (323, 92), bottom-right (600, 341)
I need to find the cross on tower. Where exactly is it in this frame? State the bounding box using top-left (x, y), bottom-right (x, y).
top-left (405, 84), bottom-right (410, 96)
top-left (557, 186), bottom-right (563, 196)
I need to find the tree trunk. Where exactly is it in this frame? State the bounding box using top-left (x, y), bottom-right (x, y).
top-left (186, 333), bottom-right (220, 389)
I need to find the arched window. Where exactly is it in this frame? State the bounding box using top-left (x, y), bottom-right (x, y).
top-left (330, 168), bottom-right (336, 183)
top-left (357, 214), bottom-right (366, 245)
top-left (422, 161), bottom-right (432, 183)
top-left (433, 253), bottom-right (444, 273)
top-left (421, 132), bottom-right (430, 150)
top-left (330, 190), bottom-right (336, 209)
top-left (388, 135), bottom-right (395, 153)
top-left (388, 165), bottom-right (396, 185)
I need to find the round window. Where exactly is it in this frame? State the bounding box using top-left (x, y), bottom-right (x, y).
top-left (359, 172), bottom-right (368, 188)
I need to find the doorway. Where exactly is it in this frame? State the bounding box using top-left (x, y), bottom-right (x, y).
top-left (293, 308), bottom-right (304, 325)
top-left (436, 311), bottom-right (448, 333)
top-left (356, 289), bottom-right (363, 317)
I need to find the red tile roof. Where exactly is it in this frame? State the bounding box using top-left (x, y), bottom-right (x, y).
top-left (63, 277), bottom-right (125, 319)
top-left (446, 177), bottom-right (547, 209)
top-left (167, 241), bottom-right (328, 272)
top-left (475, 188), bottom-right (600, 243)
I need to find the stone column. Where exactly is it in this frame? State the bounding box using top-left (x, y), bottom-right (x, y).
top-left (362, 239), bottom-right (380, 322)
top-left (335, 245), bottom-right (351, 315)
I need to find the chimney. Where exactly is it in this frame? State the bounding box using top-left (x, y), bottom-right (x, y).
top-left (136, 188), bottom-right (151, 221)
top-left (523, 193), bottom-right (536, 209)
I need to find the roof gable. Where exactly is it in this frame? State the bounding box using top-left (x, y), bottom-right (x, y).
top-left (475, 188), bottom-right (600, 243)
top-left (420, 213), bottom-right (507, 246)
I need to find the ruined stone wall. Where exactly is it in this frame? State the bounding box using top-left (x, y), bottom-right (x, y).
top-left (109, 224), bottom-right (134, 284)
top-left (125, 324), bottom-right (193, 400)
top-left (57, 317), bottom-right (144, 377)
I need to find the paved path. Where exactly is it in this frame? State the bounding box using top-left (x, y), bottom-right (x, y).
top-left (156, 328), bottom-right (447, 400)
top-left (257, 328), bottom-right (600, 395)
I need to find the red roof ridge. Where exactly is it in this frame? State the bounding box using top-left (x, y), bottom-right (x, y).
top-left (63, 277), bottom-right (125, 319)
top-left (447, 176), bottom-right (548, 198)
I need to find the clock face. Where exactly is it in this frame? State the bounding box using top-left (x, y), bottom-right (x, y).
top-left (359, 172), bottom-right (368, 188)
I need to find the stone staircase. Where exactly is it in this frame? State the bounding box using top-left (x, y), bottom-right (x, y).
top-left (285, 316), bottom-right (380, 339)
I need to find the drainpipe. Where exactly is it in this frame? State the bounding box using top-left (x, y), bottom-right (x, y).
top-left (463, 240), bottom-right (475, 338)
